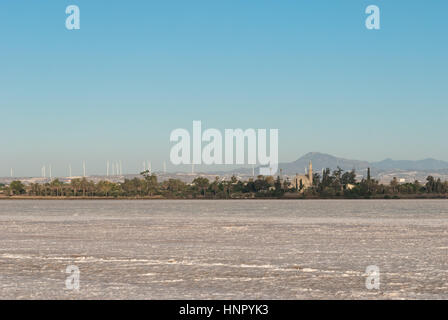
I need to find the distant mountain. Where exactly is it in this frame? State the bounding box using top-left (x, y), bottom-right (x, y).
top-left (371, 158), bottom-right (448, 171)
top-left (223, 152), bottom-right (448, 176)
top-left (278, 152), bottom-right (370, 175)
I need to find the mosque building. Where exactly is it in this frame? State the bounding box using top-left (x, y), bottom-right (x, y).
top-left (293, 161), bottom-right (313, 191)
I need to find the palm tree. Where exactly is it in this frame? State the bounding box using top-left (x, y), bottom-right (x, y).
top-left (192, 177), bottom-right (209, 197)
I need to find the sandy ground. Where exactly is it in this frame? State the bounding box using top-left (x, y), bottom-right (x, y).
top-left (0, 199), bottom-right (447, 299)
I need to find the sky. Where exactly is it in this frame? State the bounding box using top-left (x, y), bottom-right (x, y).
top-left (0, 0), bottom-right (447, 177)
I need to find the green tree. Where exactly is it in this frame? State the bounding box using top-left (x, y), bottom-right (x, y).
top-left (50, 179), bottom-right (64, 196)
top-left (426, 176), bottom-right (435, 193)
top-left (341, 169), bottom-right (356, 185)
top-left (10, 181), bottom-right (25, 195)
top-left (192, 177), bottom-right (209, 196)
top-left (390, 177), bottom-right (399, 193)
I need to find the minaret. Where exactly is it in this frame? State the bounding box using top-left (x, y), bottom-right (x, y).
top-left (308, 161), bottom-right (313, 182)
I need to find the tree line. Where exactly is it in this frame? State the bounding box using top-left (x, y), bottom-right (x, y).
top-left (1, 168), bottom-right (448, 199)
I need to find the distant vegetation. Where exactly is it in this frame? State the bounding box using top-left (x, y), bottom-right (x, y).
top-left (1, 168), bottom-right (447, 199)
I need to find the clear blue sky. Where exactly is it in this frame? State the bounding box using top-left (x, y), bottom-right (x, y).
top-left (1, 1), bottom-right (447, 176)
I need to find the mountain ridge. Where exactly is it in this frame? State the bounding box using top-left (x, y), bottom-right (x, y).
top-left (238, 152), bottom-right (448, 175)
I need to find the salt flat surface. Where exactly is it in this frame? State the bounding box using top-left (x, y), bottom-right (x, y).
top-left (0, 200), bottom-right (447, 299)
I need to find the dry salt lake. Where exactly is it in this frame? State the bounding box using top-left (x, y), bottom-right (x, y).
top-left (0, 199), bottom-right (447, 299)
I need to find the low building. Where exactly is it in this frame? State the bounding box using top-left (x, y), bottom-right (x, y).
top-left (345, 183), bottom-right (356, 190)
top-left (293, 161), bottom-right (313, 191)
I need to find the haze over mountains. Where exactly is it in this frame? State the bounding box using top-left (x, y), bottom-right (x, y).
top-left (279, 152), bottom-right (448, 174)
top-left (228, 152), bottom-right (448, 184)
top-left (280, 152), bottom-right (369, 173)
top-left (276, 152), bottom-right (448, 174)
top-left (370, 158), bottom-right (448, 171)
top-left (233, 152), bottom-right (448, 178)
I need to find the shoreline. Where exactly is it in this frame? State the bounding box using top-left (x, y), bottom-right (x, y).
top-left (1, 195), bottom-right (447, 200)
